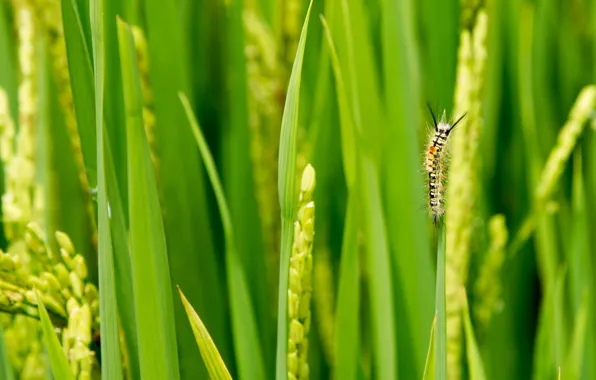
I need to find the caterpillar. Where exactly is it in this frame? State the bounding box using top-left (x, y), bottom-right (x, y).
top-left (425, 103), bottom-right (466, 224)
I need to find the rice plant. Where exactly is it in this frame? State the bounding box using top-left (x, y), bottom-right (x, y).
top-left (0, 0), bottom-right (595, 379)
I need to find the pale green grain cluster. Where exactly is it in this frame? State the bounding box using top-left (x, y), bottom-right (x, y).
top-left (534, 86), bottom-right (596, 205)
top-left (2, 3), bottom-right (45, 372)
top-left (445, 8), bottom-right (488, 380)
top-left (244, 9), bottom-right (284, 281)
top-left (473, 214), bottom-right (508, 332)
top-left (30, 0), bottom-right (98, 249)
top-left (287, 164), bottom-right (316, 380)
top-left (132, 25), bottom-right (159, 181)
top-left (0, 227), bottom-right (99, 378)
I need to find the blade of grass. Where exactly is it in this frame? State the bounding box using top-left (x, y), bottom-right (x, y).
top-left (142, 0), bottom-right (228, 373)
top-left (96, 43), bottom-right (124, 380)
top-left (328, 1), bottom-right (398, 377)
top-left (333, 192), bottom-right (360, 380)
top-left (320, 15), bottom-right (356, 190)
top-left (435, 223), bottom-right (447, 380)
top-left (321, 15), bottom-right (359, 379)
top-left (422, 315), bottom-right (437, 380)
top-left (180, 93), bottom-right (266, 380)
top-left (178, 287), bottom-right (233, 380)
top-left (275, 2), bottom-right (313, 379)
top-left (0, 327), bottom-right (14, 380)
top-left (103, 125), bottom-right (140, 379)
top-left (379, 0), bottom-right (435, 370)
top-left (35, 291), bottom-right (75, 380)
top-left (223, 0), bottom-right (271, 364)
top-left (117, 17), bottom-right (180, 380)
top-left (0, 1), bottom-right (17, 123)
top-left (462, 289), bottom-right (487, 380)
top-left (61, 0), bottom-right (97, 186)
top-left (564, 290), bottom-right (588, 380)
top-left (90, 0), bottom-right (124, 377)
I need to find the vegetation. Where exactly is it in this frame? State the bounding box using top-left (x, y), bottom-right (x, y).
top-left (0, 0), bottom-right (595, 379)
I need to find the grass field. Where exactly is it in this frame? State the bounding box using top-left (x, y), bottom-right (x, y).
top-left (0, 0), bottom-right (595, 379)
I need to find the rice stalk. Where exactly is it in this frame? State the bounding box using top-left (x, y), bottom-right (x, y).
top-left (243, 9), bottom-right (283, 288)
top-left (472, 214), bottom-right (508, 335)
top-left (445, 7), bottom-right (489, 379)
top-left (287, 163), bottom-right (316, 380)
top-left (30, 0), bottom-right (97, 251)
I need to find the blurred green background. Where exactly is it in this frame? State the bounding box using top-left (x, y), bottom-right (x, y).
top-left (0, 0), bottom-right (595, 379)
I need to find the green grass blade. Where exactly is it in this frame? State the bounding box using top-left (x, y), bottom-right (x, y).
top-left (275, 2), bottom-right (313, 379)
top-left (462, 290), bottom-right (487, 380)
top-left (564, 291), bottom-right (588, 380)
top-left (178, 287), bottom-right (233, 380)
top-left (103, 125), bottom-right (140, 379)
top-left (223, 0), bottom-right (270, 363)
top-left (0, 327), bottom-right (14, 380)
top-left (35, 291), bottom-right (75, 380)
top-left (142, 0), bottom-right (228, 373)
top-left (359, 155), bottom-right (397, 380)
top-left (435, 224), bottom-right (446, 380)
top-left (180, 92), bottom-right (266, 380)
top-left (61, 0), bottom-right (97, 184)
top-left (319, 14), bottom-right (356, 189)
top-left (96, 51), bottom-right (124, 380)
top-left (0, 0), bottom-right (17, 122)
top-left (422, 315), bottom-right (437, 380)
top-left (333, 191), bottom-right (360, 380)
top-left (90, 0), bottom-right (123, 377)
top-left (117, 17), bottom-right (180, 380)
top-left (379, 0), bottom-right (434, 371)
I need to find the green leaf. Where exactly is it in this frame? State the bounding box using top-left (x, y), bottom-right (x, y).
top-left (61, 0), bottom-right (97, 186)
top-left (117, 17), bottom-right (180, 380)
top-left (435, 224), bottom-right (446, 380)
top-left (180, 93), bottom-right (266, 380)
top-left (96, 42), bottom-right (124, 380)
top-left (333, 191), bottom-right (360, 380)
top-left (275, 2), bottom-right (313, 379)
top-left (358, 154), bottom-right (398, 380)
top-left (326, 2), bottom-right (398, 377)
top-left (321, 14), bottom-right (360, 379)
top-left (462, 290), bottom-right (487, 380)
top-left (223, 0), bottom-right (271, 365)
top-left (378, 0), bottom-right (434, 372)
top-left (0, 327), bottom-right (14, 380)
top-left (319, 14), bottom-right (356, 190)
top-left (103, 126), bottom-right (140, 379)
top-left (35, 291), bottom-right (75, 380)
top-left (178, 287), bottom-right (233, 380)
top-left (142, 0), bottom-right (228, 373)
top-left (90, 0), bottom-right (123, 377)
top-left (563, 290), bottom-right (588, 380)
top-left (0, 0), bottom-right (17, 121)
top-left (422, 315), bottom-right (437, 380)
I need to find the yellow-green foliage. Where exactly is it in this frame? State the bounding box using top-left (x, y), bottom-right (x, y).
top-left (0, 0), bottom-right (595, 379)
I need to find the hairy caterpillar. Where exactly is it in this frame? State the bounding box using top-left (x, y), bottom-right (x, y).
top-left (425, 103), bottom-right (466, 224)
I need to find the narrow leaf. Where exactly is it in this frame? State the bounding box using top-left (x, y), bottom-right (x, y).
top-left (35, 291), bottom-right (75, 380)
top-left (275, 2), bottom-right (314, 379)
top-left (178, 287), bottom-right (233, 380)
top-left (180, 93), bottom-right (266, 380)
top-left (436, 224), bottom-right (447, 380)
top-left (333, 192), bottom-right (360, 380)
top-left (423, 315), bottom-right (437, 380)
top-left (117, 17), bottom-right (180, 380)
top-left (462, 289), bottom-right (487, 380)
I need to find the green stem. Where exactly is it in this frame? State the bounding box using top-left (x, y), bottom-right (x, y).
top-left (435, 223), bottom-right (447, 380)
